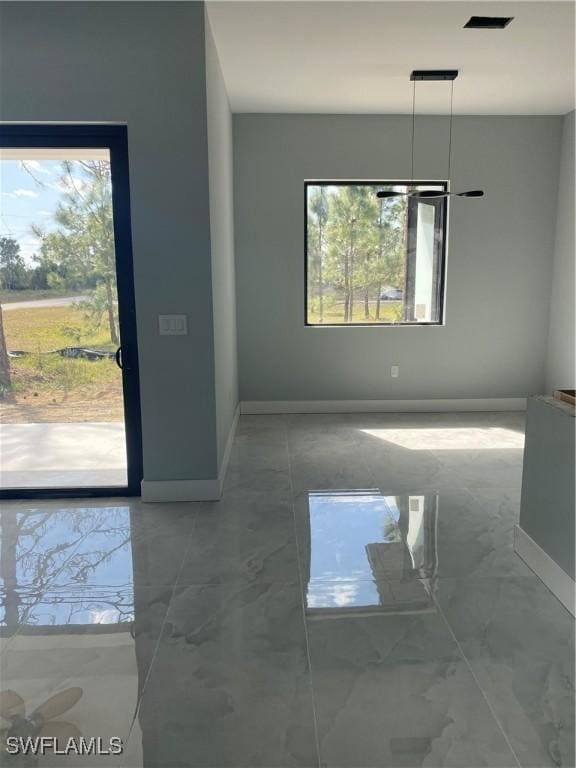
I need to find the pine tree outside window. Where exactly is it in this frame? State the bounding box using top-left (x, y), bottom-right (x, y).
top-left (305, 181), bottom-right (448, 326)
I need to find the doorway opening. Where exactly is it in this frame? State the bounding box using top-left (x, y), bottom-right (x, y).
top-left (0, 126), bottom-right (142, 498)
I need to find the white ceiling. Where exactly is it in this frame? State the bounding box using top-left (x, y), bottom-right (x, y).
top-left (207, 1), bottom-right (575, 114)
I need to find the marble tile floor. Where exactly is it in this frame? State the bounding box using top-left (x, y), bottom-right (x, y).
top-left (0, 412), bottom-right (573, 767)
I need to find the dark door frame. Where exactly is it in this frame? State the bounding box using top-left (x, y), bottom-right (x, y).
top-left (0, 124), bottom-right (143, 498)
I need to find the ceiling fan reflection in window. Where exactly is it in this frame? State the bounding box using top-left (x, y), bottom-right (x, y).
top-left (0, 687), bottom-right (83, 762)
top-left (376, 70), bottom-right (484, 201)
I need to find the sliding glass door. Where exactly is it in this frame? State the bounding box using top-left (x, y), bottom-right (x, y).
top-left (0, 126), bottom-right (142, 497)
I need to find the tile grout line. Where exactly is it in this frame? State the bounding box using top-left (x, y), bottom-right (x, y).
top-left (282, 415), bottom-right (323, 768)
top-left (126, 510), bottom-right (200, 743)
top-left (432, 592), bottom-right (523, 768)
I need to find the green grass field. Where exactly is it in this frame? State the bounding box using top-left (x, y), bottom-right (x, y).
top-left (3, 305), bottom-right (120, 398)
top-left (307, 300), bottom-right (403, 325)
top-left (4, 305), bottom-right (113, 351)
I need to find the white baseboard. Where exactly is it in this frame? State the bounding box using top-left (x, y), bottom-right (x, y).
top-left (514, 525), bottom-right (575, 616)
top-left (141, 404), bottom-right (240, 503)
top-left (241, 398), bottom-right (526, 415)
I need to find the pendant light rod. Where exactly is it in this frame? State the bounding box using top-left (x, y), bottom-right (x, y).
top-left (411, 77), bottom-right (416, 181)
top-left (447, 78), bottom-right (454, 183)
top-left (375, 68), bottom-right (484, 201)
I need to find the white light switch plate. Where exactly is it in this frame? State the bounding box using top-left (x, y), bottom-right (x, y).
top-left (159, 314), bottom-right (188, 336)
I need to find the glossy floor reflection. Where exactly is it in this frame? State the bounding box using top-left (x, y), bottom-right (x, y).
top-left (305, 490), bottom-right (438, 614)
top-left (0, 412), bottom-right (573, 767)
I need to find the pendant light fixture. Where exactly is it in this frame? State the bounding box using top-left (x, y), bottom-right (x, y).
top-left (376, 70), bottom-right (484, 200)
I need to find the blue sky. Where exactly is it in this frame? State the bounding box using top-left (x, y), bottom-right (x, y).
top-left (1, 159), bottom-right (70, 264)
top-left (1, 506), bottom-right (135, 627)
top-left (308, 492), bottom-right (402, 608)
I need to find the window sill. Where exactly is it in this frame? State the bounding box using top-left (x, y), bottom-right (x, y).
top-left (304, 322), bottom-right (446, 328)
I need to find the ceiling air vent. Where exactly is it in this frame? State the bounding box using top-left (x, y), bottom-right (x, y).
top-left (464, 16), bottom-right (514, 29)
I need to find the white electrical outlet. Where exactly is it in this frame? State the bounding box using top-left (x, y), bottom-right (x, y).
top-left (391, 365), bottom-right (400, 378)
top-left (158, 314), bottom-right (188, 336)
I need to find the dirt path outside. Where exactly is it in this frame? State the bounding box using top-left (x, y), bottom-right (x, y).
top-left (0, 381), bottom-right (124, 423)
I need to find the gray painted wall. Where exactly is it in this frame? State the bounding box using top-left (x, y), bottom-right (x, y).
top-left (546, 110), bottom-right (575, 393)
top-left (520, 396), bottom-right (575, 579)
top-left (234, 115), bottom-right (562, 401)
top-left (0, 1), bottom-right (219, 482)
top-left (205, 12), bottom-right (239, 467)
